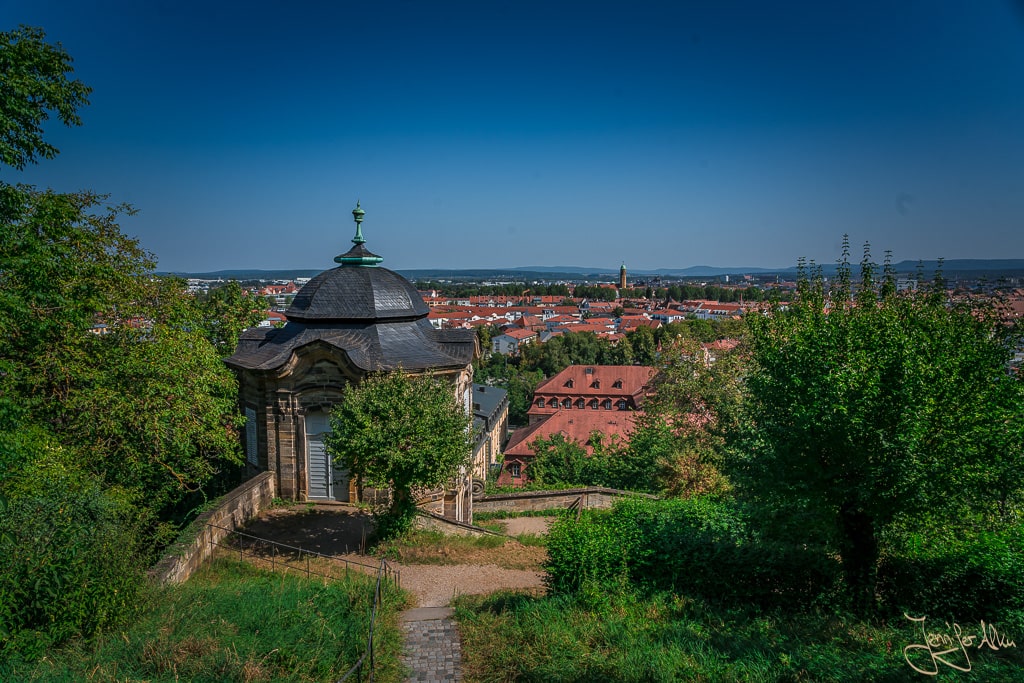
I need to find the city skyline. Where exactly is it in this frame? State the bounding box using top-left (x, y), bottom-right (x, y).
top-left (5, 0), bottom-right (1024, 273)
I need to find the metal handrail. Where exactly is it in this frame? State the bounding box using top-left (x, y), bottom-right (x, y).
top-left (336, 557), bottom-right (389, 683)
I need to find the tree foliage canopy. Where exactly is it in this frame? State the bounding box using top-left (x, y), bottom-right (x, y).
top-left (0, 27), bottom-right (254, 659)
top-left (326, 371), bottom-right (472, 535)
top-left (738, 242), bottom-right (1024, 611)
top-left (0, 26), bottom-right (91, 170)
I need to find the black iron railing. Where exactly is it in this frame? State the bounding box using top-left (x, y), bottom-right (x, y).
top-left (336, 556), bottom-right (390, 683)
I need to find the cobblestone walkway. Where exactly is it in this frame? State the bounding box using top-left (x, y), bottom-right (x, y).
top-left (400, 607), bottom-right (463, 682)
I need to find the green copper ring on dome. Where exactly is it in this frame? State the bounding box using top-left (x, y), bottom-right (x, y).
top-left (335, 200), bottom-right (384, 266)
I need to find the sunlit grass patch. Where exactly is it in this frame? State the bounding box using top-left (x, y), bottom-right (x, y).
top-left (12, 557), bottom-right (405, 683)
top-left (374, 529), bottom-right (545, 570)
top-left (454, 590), bottom-right (1024, 682)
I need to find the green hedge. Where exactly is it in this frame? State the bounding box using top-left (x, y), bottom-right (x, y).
top-left (877, 525), bottom-right (1024, 627)
top-left (0, 469), bottom-right (144, 665)
top-left (545, 497), bottom-right (840, 608)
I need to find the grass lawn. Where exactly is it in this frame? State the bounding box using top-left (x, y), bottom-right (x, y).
top-left (454, 590), bottom-right (1024, 682)
top-left (374, 529), bottom-right (546, 570)
top-left (10, 556), bottom-right (406, 683)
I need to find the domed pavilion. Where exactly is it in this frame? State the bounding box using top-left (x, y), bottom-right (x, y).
top-left (225, 203), bottom-right (477, 521)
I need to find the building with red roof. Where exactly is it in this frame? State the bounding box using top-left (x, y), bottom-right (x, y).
top-left (498, 410), bottom-right (638, 486)
top-left (526, 364), bottom-right (656, 424)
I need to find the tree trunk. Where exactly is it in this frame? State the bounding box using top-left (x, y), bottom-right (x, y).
top-left (839, 502), bottom-right (878, 615)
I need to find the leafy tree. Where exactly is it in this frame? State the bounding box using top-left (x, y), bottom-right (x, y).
top-left (627, 325), bottom-right (657, 365)
top-left (604, 335), bottom-right (634, 365)
top-left (739, 243), bottom-right (1024, 614)
top-left (58, 323), bottom-right (245, 526)
top-left (0, 189), bottom-right (246, 529)
top-left (527, 433), bottom-right (607, 488)
top-left (0, 26), bottom-right (91, 170)
top-left (599, 418), bottom-right (666, 493)
top-left (326, 371), bottom-right (472, 537)
top-left (503, 368), bottom-right (545, 425)
top-left (638, 337), bottom-right (743, 497)
top-left (194, 280), bottom-right (266, 354)
top-left (474, 324), bottom-right (501, 357)
top-left (0, 27), bottom-right (250, 657)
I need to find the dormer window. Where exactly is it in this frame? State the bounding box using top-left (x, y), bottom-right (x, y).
top-left (603, 399), bottom-right (612, 410)
top-left (562, 398), bottom-right (572, 408)
top-left (613, 379), bottom-right (623, 389)
top-left (549, 398), bottom-right (559, 408)
top-left (575, 398), bottom-right (585, 409)
top-left (591, 380), bottom-right (600, 389)
top-left (536, 398), bottom-right (545, 407)
top-left (565, 379), bottom-right (574, 388)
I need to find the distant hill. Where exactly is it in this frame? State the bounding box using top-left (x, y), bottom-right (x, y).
top-left (158, 269), bottom-right (324, 280)
top-left (161, 259), bottom-right (1024, 282)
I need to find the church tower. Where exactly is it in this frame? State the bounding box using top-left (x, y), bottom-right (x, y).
top-left (619, 262), bottom-right (627, 290)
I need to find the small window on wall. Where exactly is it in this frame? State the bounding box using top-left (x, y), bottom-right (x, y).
top-left (245, 407), bottom-right (258, 466)
top-left (509, 462), bottom-right (521, 478)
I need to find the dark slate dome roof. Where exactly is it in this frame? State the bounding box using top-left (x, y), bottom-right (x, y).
top-left (285, 265), bottom-right (429, 323)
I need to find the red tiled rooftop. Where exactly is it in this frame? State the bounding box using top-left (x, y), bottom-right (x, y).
top-left (504, 410), bottom-right (639, 457)
top-left (533, 365), bottom-right (657, 397)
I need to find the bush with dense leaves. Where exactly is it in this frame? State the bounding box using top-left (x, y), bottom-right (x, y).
top-left (0, 448), bottom-right (144, 665)
top-left (877, 524), bottom-right (1024, 628)
top-left (545, 497), bottom-right (840, 608)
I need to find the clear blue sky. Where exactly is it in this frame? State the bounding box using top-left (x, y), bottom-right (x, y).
top-left (5, 0), bottom-right (1024, 273)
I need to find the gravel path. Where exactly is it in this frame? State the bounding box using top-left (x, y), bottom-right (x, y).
top-left (397, 562), bottom-right (545, 608)
top-left (240, 505), bottom-right (547, 681)
top-left (499, 517), bottom-right (553, 536)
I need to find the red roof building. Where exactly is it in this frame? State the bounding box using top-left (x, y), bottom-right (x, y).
top-left (526, 365), bottom-right (657, 424)
top-left (498, 410), bottom-right (638, 486)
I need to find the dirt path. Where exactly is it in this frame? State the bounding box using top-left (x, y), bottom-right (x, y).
top-left (499, 517), bottom-right (553, 536)
top-left (240, 504), bottom-right (547, 607)
top-left (397, 563), bottom-right (545, 607)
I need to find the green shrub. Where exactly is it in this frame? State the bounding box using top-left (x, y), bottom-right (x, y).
top-left (544, 509), bottom-right (634, 594)
top-left (877, 524), bottom-right (1024, 626)
top-left (0, 462), bottom-right (144, 665)
top-left (545, 497), bottom-right (840, 608)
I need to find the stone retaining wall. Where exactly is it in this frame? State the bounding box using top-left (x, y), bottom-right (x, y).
top-left (474, 487), bottom-right (656, 514)
top-left (413, 510), bottom-right (501, 537)
top-left (150, 471), bottom-right (276, 585)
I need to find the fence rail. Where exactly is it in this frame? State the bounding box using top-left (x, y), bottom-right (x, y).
top-left (336, 556), bottom-right (389, 683)
top-left (206, 523), bottom-right (399, 587)
top-left (206, 524), bottom-right (399, 682)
